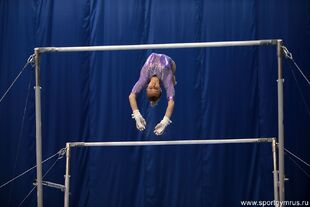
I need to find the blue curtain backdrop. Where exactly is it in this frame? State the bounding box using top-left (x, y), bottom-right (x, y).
top-left (0, 0), bottom-right (309, 206)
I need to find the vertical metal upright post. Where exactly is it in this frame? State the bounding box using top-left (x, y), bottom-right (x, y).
top-left (34, 48), bottom-right (43, 207)
top-left (64, 143), bottom-right (71, 207)
top-left (272, 139), bottom-right (279, 204)
top-left (276, 40), bottom-right (285, 204)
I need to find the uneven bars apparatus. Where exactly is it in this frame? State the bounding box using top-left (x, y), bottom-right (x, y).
top-left (33, 39), bottom-right (285, 207)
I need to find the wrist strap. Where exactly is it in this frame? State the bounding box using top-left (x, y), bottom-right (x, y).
top-left (132, 110), bottom-right (140, 119)
top-left (162, 116), bottom-right (172, 125)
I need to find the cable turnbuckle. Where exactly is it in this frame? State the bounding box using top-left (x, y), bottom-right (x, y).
top-left (27, 54), bottom-right (36, 67)
top-left (57, 148), bottom-right (67, 159)
top-left (281, 46), bottom-right (293, 60)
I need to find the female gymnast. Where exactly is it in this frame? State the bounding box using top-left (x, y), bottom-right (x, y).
top-left (129, 53), bottom-right (176, 135)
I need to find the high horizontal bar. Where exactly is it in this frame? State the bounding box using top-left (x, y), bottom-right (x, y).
top-left (68, 138), bottom-right (275, 148)
top-left (36, 39), bottom-right (279, 53)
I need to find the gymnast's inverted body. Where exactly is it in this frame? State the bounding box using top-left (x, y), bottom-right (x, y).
top-left (129, 53), bottom-right (176, 135)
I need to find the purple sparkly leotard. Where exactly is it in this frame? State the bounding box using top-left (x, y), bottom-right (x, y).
top-left (131, 53), bottom-right (175, 100)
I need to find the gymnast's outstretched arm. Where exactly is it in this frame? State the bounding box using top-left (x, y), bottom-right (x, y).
top-left (129, 92), bottom-right (138, 112)
top-left (164, 99), bottom-right (174, 119)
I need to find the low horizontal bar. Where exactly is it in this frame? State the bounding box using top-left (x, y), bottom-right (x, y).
top-left (36, 39), bottom-right (279, 53)
top-left (68, 138), bottom-right (275, 148)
